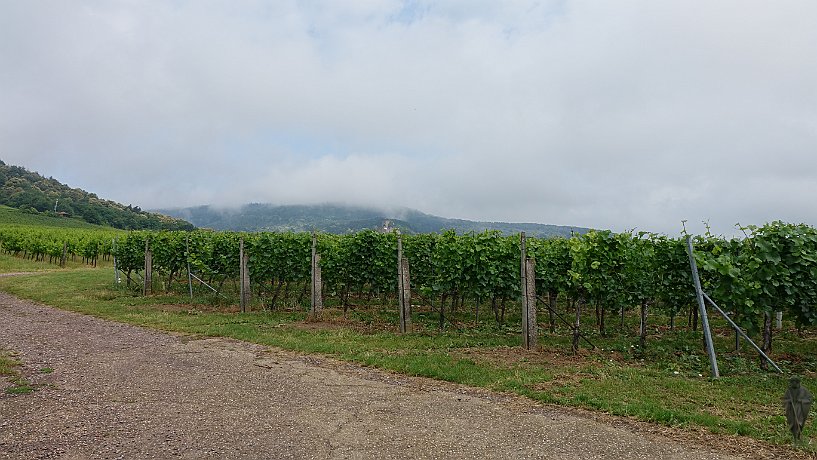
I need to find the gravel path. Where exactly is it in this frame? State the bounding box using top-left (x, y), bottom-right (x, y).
top-left (0, 291), bottom-right (780, 459)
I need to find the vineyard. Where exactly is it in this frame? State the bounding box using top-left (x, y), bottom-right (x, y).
top-left (0, 226), bottom-right (119, 266)
top-left (3, 221), bottom-right (817, 362)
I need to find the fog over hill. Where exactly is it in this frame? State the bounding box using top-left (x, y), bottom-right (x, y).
top-left (156, 203), bottom-right (590, 238)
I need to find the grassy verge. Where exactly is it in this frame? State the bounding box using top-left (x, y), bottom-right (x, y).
top-left (0, 349), bottom-right (35, 395)
top-left (0, 252), bottom-right (110, 273)
top-left (0, 266), bottom-right (814, 451)
top-left (0, 253), bottom-right (58, 273)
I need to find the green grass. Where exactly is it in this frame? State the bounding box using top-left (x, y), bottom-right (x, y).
top-left (0, 251), bottom-right (113, 273)
top-left (0, 252), bottom-right (56, 272)
top-left (0, 349), bottom-right (35, 395)
top-left (0, 267), bottom-right (814, 452)
top-left (0, 205), bottom-right (110, 229)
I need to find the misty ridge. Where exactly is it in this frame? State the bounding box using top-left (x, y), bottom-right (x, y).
top-left (0, 159), bottom-right (587, 236)
top-left (155, 203), bottom-right (590, 238)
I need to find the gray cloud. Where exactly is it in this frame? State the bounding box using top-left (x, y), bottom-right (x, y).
top-left (1, 1), bottom-right (815, 236)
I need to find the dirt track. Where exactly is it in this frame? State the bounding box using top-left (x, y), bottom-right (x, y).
top-left (0, 291), bottom-right (786, 459)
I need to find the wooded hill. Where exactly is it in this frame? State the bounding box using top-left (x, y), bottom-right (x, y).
top-left (0, 160), bottom-right (193, 231)
top-left (157, 203), bottom-right (589, 237)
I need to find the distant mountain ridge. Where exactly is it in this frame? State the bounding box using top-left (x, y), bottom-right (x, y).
top-left (156, 203), bottom-right (590, 238)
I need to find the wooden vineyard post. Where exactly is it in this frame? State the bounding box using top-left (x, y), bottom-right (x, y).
top-left (143, 239), bottom-right (152, 296)
top-left (314, 254), bottom-right (323, 312)
top-left (524, 257), bottom-right (537, 349)
top-left (520, 233), bottom-right (537, 349)
top-left (397, 234), bottom-right (411, 333)
top-left (60, 242), bottom-right (67, 268)
top-left (402, 258), bottom-right (411, 331)
top-left (240, 238), bottom-right (251, 313)
top-left (311, 233), bottom-right (322, 315)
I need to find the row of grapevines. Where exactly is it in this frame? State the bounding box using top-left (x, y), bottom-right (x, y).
top-left (526, 223), bottom-right (817, 348)
top-left (695, 222), bottom-right (817, 359)
top-left (529, 231), bottom-right (686, 338)
top-left (7, 222), bottom-right (817, 346)
top-left (0, 226), bottom-right (119, 265)
top-left (110, 229), bottom-right (524, 311)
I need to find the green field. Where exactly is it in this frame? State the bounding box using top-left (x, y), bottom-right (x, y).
top-left (0, 205), bottom-right (110, 229)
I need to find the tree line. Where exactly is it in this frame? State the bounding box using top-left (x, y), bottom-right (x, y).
top-left (0, 160), bottom-right (193, 231)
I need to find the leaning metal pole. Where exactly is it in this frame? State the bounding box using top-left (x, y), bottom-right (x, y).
top-left (702, 292), bottom-right (783, 373)
top-left (685, 236), bottom-right (720, 379)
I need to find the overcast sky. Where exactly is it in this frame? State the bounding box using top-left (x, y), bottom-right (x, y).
top-left (1, 1), bottom-right (815, 236)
